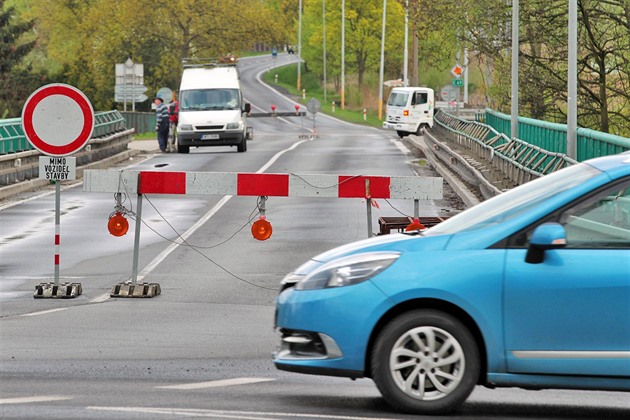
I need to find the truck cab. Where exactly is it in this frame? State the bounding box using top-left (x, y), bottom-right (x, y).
top-left (383, 87), bottom-right (434, 138)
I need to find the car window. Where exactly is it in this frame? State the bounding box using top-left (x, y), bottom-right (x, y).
top-left (412, 92), bottom-right (428, 105)
top-left (427, 163), bottom-right (601, 236)
top-left (387, 92), bottom-right (409, 107)
top-left (561, 180), bottom-right (630, 248)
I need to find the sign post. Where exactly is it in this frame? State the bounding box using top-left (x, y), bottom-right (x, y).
top-left (22, 83), bottom-right (94, 298)
top-left (450, 64), bottom-right (463, 117)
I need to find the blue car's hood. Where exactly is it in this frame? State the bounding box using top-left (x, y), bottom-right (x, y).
top-left (293, 233), bottom-right (452, 275)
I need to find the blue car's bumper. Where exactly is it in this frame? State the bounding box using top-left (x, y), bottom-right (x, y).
top-left (273, 280), bottom-right (392, 376)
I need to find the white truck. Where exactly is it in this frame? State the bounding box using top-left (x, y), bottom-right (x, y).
top-left (176, 61), bottom-right (251, 153)
top-left (382, 87), bottom-right (434, 138)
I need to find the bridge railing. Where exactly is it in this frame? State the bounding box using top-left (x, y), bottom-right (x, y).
top-left (485, 108), bottom-right (630, 161)
top-left (434, 110), bottom-right (578, 189)
top-left (0, 110), bottom-right (128, 155)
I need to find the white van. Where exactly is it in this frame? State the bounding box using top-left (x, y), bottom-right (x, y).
top-left (383, 87), bottom-right (434, 138)
top-left (176, 63), bottom-right (251, 153)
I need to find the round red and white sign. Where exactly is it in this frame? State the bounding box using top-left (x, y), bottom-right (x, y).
top-left (21, 84), bottom-right (95, 157)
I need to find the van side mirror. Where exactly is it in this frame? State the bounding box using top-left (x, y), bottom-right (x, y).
top-left (244, 103), bottom-right (251, 114)
top-left (525, 223), bottom-right (567, 264)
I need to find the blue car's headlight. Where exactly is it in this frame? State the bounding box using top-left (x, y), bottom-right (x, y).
top-left (295, 252), bottom-right (400, 291)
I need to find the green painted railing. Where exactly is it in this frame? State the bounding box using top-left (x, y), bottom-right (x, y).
top-left (119, 111), bottom-right (156, 134)
top-left (485, 108), bottom-right (630, 161)
top-left (0, 110), bottom-right (127, 155)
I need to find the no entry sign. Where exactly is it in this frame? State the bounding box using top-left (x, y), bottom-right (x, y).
top-left (21, 84), bottom-right (95, 157)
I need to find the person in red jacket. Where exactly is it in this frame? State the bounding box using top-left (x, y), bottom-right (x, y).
top-left (167, 93), bottom-right (179, 152)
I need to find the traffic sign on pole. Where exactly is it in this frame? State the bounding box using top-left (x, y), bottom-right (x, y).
top-left (452, 79), bottom-right (464, 87)
top-left (450, 64), bottom-right (463, 78)
top-left (21, 84), bottom-right (95, 157)
top-left (114, 93), bottom-right (148, 103)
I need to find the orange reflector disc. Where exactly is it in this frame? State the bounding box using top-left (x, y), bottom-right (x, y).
top-left (108, 213), bottom-right (129, 237)
top-left (251, 218), bottom-right (272, 241)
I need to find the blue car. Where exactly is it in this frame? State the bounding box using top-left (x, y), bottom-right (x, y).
top-left (273, 153), bottom-right (630, 415)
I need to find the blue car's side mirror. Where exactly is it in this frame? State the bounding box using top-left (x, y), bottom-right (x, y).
top-left (525, 223), bottom-right (567, 264)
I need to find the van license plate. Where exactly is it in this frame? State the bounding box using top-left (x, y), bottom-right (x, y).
top-left (201, 134), bottom-right (219, 140)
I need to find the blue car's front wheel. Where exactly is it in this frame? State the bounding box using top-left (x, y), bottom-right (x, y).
top-left (371, 309), bottom-right (480, 415)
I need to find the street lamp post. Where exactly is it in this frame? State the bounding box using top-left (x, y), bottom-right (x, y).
top-left (567, 0), bottom-right (577, 159)
top-left (298, 0), bottom-right (302, 91)
top-left (510, 0), bottom-right (519, 141)
top-left (378, 0), bottom-right (387, 120)
top-left (341, 0), bottom-right (345, 109)
top-left (323, 0), bottom-right (327, 104)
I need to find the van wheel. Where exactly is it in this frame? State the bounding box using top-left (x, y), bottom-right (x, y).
top-left (177, 139), bottom-right (189, 154)
top-left (396, 131), bottom-right (407, 138)
top-left (371, 310), bottom-right (479, 415)
top-left (415, 125), bottom-right (425, 135)
top-left (237, 138), bottom-right (247, 152)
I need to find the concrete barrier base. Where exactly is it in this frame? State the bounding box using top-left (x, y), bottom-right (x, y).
top-left (111, 282), bottom-right (161, 298)
top-left (33, 282), bottom-right (83, 299)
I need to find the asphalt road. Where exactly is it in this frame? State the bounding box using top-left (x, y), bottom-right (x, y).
top-left (1, 54), bottom-right (628, 419)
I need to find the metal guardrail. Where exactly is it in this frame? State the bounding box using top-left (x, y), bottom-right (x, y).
top-left (0, 110), bottom-right (133, 188)
top-left (485, 108), bottom-right (630, 161)
top-left (433, 109), bottom-right (578, 192)
top-left (0, 110), bottom-right (128, 155)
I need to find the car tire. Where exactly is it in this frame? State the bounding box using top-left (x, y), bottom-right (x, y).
top-left (176, 138), bottom-right (189, 154)
top-left (396, 131), bottom-right (408, 138)
top-left (371, 309), bottom-right (480, 415)
top-left (237, 138), bottom-right (247, 152)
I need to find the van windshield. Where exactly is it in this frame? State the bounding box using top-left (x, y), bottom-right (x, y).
top-left (387, 92), bottom-right (409, 107)
top-left (180, 89), bottom-right (240, 111)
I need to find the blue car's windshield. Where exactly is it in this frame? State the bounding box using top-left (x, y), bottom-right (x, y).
top-left (427, 163), bottom-right (601, 235)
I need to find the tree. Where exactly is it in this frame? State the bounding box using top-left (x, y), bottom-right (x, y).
top-left (0, 0), bottom-right (37, 117)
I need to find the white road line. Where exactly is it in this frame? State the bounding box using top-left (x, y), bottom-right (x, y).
top-left (136, 139), bottom-right (309, 282)
top-left (155, 377), bottom-right (275, 390)
top-left (0, 396), bottom-right (72, 405)
top-left (391, 139), bottom-right (410, 154)
top-left (89, 293), bottom-right (110, 303)
top-left (87, 406), bottom-right (400, 420)
top-left (20, 308), bottom-right (68, 317)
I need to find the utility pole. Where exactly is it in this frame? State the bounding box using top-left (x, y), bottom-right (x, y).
top-left (510, 0), bottom-right (519, 141)
top-left (323, 0), bottom-right (327, 103)
top-left (403, 0), bottom-right (408, 86)
top-left (341, 0), bottom-right (345, 109)
top-left (298, 0), bottom-right (302, 91)
top-left (567, 0), bottom-right (578, 159)
top-left (378, 0), bottom-right (387, 120)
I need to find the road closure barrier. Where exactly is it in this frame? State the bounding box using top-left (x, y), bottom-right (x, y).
top-left (83, 169), bottom-right (443, 297)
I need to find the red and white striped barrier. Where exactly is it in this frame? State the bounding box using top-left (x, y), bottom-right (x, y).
top-left (83, 170), bottom-right (443, 200)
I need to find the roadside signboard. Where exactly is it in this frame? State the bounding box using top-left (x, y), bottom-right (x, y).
top-left (440, 85), bottom-right (458, 101)
top-left (39, 156), bottom-right (76, 181)
top-left (452, 79), bottom-right (464, 87)
top-left (21, 83), bottom-right (95, 157)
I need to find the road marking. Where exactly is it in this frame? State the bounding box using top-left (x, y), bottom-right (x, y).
top-left (90, 293), bottom-right (110, 303)
top-left (136, 139), bottom-right (310, 282)
top-left (20, 308), bottom-right (68, 317)
top-left (87, 406), bottom-right (400, 419)
top-left (156, 377), bottom-right (275, 390)
top-left (391, 139), bottom-right (410, 154)
top-left (0, 396), bottom-right (72, 405)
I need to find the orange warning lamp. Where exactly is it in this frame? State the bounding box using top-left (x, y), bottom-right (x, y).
top-left (108, 212), bottom-right (129, 237)
top-left (251, 216), bottom-right (272, 241)
top-left (405, 217), bottom-right (426, 232)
